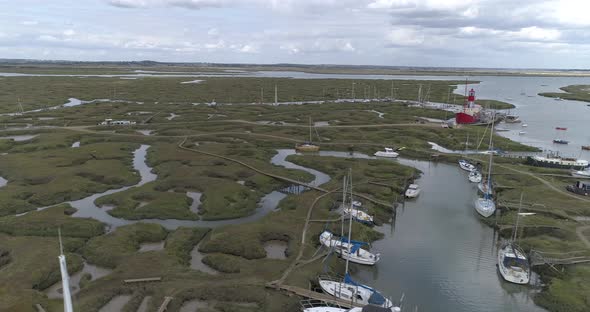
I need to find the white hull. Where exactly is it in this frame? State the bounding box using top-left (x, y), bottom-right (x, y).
top-left (572, 170), bottom-right (590, 178)
top-left (374, 151), bottom-right (399, 158)
top-left (304, 308), bottom-right (348, 312)
top-left (343, 207), bottom-right (373, 224)
top-left (459, 160), bottom-right (476, 172)
top-left (319, 231), bottom-right (380, 266)
top-left (478, 181), bottom-right (492, 195)
top-left (468, 172), bottom-right (482, 183)
top-left (318, 279), bottom-right (393, 308)
top-left (475, 197), bottom-right (495, 217)
top-left (498, 243), bottom-right (530, 285)
top-left (405, 189), bottom-right (420, 198)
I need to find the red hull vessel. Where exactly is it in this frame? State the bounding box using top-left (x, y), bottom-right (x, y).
top-left (455, 88), bottom-right (481, 124)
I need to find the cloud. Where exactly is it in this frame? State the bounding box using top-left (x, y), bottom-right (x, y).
top-left (386, 28), bottom-right (424, 46)
top-left (107, 0), bottom-right (149, 8)
top-left (21, 20), bottom-right (38, 26)
top-left (207, 28), bottom-right (219, 36)
top-left (63, 29), bottom-right (76, 36)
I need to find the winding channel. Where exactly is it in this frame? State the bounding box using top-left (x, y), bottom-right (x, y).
top-left (19, 145), bottom-right (331, 230)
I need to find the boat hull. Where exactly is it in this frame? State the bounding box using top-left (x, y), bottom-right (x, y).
top-left (374, 151), bottom-right (399, 158)
top-left (455, 112), bottom-right (480, 124)
top-left (475, 197), bottom-right (495, 217)
top-left (498, 244), bottom-right (530, 285)
top-left (319, 231), bottom-right (379, 265)
top-left (318, 279), bottom-right (393, 309)
top-left (296, 144), bottom-right (320, 152)
top-left (526, 157), bottom-right (588, 170)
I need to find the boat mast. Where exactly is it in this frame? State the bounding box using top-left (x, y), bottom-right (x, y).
top-left (345, 169), bottom-right (353, 277)
top-left (309, 117), bottom-right (312, 143)
top-left (512, 193), bottom-right (524, 243)
top-left (486, 113), bottom-right (495, 199)
top-left (341, 175), bottom-right (347, 238)
top-left (58, 229), bottom-right (74, 312)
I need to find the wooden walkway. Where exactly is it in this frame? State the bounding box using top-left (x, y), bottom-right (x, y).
top-left (266, 284), bottom-right (362, 309)
top-left (156, 296), bottom-right (174, 312)
top-left (530, 250), bottom-right (590, 266)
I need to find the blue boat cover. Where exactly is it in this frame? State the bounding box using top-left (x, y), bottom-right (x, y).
top-left (344, 274), bottom-right (387, 305)
top-left (340, 237), bottom-right (369, 246)
top-left (350, 243), bottom-right (362, 253)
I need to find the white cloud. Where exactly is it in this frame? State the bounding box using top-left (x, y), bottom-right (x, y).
top-left (514, 26), bottom-right (560, 41)
top-left (21, 20), bottom-right (38, 26)
top-left (386, 28), bottom-right (424, 46)
top-left (63, 29), bottom-right (76, 36)
top-left (207, 27), bottom-right (219, 36)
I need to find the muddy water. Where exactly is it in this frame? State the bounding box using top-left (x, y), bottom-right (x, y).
top-left (186, 192), bottom-right (202, 214)
top-left (271, 149), bottom-right (330, 187)
top-left (0, 176), bottom-right (6, 188)
top-left (190, 240), bottom-right (218, 275)
top-left (0, 134), bottom-right (38, 141)
top-left (136, 296), bottom-right (151, 312)
top-left (179, 300), bottom-right (211, 312)
top-left (71, 141), bottom-right (80, 148)
top-left (47, 262), bottom-right (112, 299)
top-left (263, 240), bottom-right (288, 259)
top-left (136, 130), bottom-right (153, 136)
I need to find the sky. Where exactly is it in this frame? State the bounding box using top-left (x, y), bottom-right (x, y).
top-left (1, 0), bottom-right (589, 68)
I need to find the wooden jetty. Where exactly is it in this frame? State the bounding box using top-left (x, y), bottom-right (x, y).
top-left (156, 296), bottom-right (174, 312)
top-left (266, 283), bottom-right (362, 309)
top-left (123, 277), bottom-right (162, 284)
top-left (530, 250), bottom-right (590, 266)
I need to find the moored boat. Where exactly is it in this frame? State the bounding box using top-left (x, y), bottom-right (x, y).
top-left (455, 88), bottom-right (482, 124)
top-left (343, 206), bottom-right (374, 225)
top-left (296, 117), bottom-right (320, 152)
top-left (318, 275), bottom-right (394, 309)
top-left (505, 115), bottom-right (521, 123)
top-left (458, 159), bottom-right (476, 172)
top-left (582, 145), bottom-right (590, 151)
top-left (468, 170), bottom-right (482, 183)
top-left (475, 196), bottom-right (496, 217)
top-left (566, 181), bottom-right (589, 196)
top-left (519, 131), bottom-right (526, 135)
top-left (319, 231), bottom-right (380, 266)
top-left (374, 147), bottom-right (399, 158)
top-left (301, 300), bottom-right (401, 312)
top-left (498, 243), bottom-right (530, 284)
top-left (404, 184), bottom-right (421, 198)
top-left (553, 139), bottom-right (569, 144)
top-left (526, 155), bottom-right (589, 170)
top-left (572, 169), bottom-right (590, 178)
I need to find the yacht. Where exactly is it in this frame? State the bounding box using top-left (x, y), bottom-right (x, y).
top-left (458, 159), bottom-right (476, 172)
top-left (498, 193), bottom-right (531, 285)
top-left (301, 300), bottom-right (400, 312)
top-left (296, 117), bottom-right (320, 152)
top-left (522, 124), bottom-right (528, 127)
top-left (526, 155), bottom-right (589, 170)
top-left (318, 275), bottom-right (394, 309)
top-left (468, 171), bottom-right (482, 183)
top-left (519, 131), bottom-right (526, 135)
top-left (505, 115), bottom-right (521, 123)
top-left (374, 148), bottom-right (399, 158)
top-left (498, 243), bottom-right (530, 284)
top-left (319, 231), bottom-right (380, 266)
top-left (404, 184), bottom-right (420, 198)
top-left (475, 114), bottom-right (496, 218)
top-left (343, 206), bottom-right (374, 225)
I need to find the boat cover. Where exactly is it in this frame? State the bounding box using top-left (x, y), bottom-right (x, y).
top-left (350, 243), bottom-right (362, 253)
top-left (343, 274), bottom-right (387, 305)
top-left (340, 237), bottom-right (369, 246)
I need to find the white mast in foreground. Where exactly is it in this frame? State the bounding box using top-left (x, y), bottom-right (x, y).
top-left (58, 229), bottom-right (74, 312)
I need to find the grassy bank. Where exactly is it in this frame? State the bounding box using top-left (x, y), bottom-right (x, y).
top-left (539, 84), bottom-right (590, 103)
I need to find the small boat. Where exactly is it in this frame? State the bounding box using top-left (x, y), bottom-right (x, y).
top-left (458, 159), bottom-right (476, 172)
top-left (301, 300), bottom-right (401, 312)
top-left (468, 170), bottom-right (482, 183)
top-left (296, 117), bottom-right (320, 152)
top-left (343, 206), bottom-right (374, 225)
top-left (495, 127), bottom-right (510, 132)
top-left (498, 193), bottom-right (531, 285)
top-left (319, 231), bottom-right (380, 265)
top-left (405, 184), bottom-right (421, 198)
top-left (522, 124), bottom-right (528, 127)
top-left (527, 155), bottom-right (589, 170)
top-left (566, 181), bottom-right (589, 196)
top-left (554, 97), bottom-right (563, 101)
top-left (582, 145), bottom-right (590, 151)
top-left (475, 195), bottom-right (496, 217)
top-left (374, 147), bottom-right (399, 158)
top-left (478, 180), bottom-right (492, 195)
top-left (519, 131), bottom-right (527, 135)
top-left (555, 127), bottom-right (568, 131)
top-left (553, 139), bottom-right (569, 144)
top-left (498, 242), bottom-right (530, 284)
top-left (504, 115), bottom-right (521, 123)
top-left (318, 275), bottom-right (394, 309)
top-left (572, 169), bottom-right (590, 178)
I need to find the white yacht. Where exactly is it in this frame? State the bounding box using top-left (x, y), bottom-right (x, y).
top-left (374, 148), bottom-right (399, 158)
top-left (404, 184), bottom-right (421, 198)
top-left (498, 243), bottom-right (530, 284)
top-left (343, 206), bottom-right (374, 225)
top-left (318, 275), bottom-right (394, 309)
top-left (458, 159), bottom-right (476, 172)
top-left (301, 300), bottom-right (400, 312)
top-left (319, 231), bottom-right (380, 266)
top-left (475, 196), bottom-right (496, 217)
top-left (572, 169), bottom-right (590, 178)
top-left (468, 171), bottom-right (482, 183)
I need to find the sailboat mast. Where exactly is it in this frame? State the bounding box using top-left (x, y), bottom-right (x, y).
top-left (58, 229), bottom-right (74, 312)
top-left (486, 114), bottom-right (495, 198)
top-left (512, 193), bottom-right (524, 243)
top-left (309, 117), bottom-right (312, 143)
top-left (345, 169), bottom-right (353, 276)
top-left (341, 175), bottom-right (347, 238)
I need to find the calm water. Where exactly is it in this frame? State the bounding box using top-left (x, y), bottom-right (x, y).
top-left (352, 160), bottom-right (546, 312)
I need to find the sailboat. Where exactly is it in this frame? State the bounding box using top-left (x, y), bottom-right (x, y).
top-left (468, 170), bottom-right (482, 183)
top-left (296, 117), bottom-right (320, 152)
top-left (301, 300), bottom-right (401, 312)
top-left (475, 114), bottom-right (496, 218)
top-left (318, 172), bottom-right (395, 309)
top-left (319, 176), bottom-right (380, 266)
top-left (497, 193), bottom-right (531, 285)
